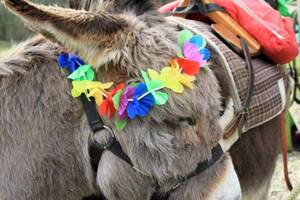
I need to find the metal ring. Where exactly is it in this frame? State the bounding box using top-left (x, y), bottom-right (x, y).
top-left (102, 125), bottom-right (115, 138)
top-left (90, 125), bottom-right (115, 147)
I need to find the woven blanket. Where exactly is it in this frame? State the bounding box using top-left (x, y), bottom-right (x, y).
top-left (168, 17), bottom-right (287, 132)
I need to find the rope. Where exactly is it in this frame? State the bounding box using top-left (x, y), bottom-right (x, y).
top-left (287, 184), bottom-right (300, 200)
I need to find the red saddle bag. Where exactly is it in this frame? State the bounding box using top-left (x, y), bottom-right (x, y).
top-left (213, 0), bottom-right (298, 64)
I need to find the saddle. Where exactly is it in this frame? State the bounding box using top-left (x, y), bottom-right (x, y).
top-left (166, 1), bottom-right (293, 190)
top-left (165, 4), bottom-right (288, 149)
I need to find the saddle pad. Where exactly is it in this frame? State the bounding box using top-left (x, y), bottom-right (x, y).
top-left (167, 16), bottom-right (287, 132)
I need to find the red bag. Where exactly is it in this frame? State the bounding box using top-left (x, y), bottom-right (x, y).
top-left (213, 0), bottom-right (298, 64)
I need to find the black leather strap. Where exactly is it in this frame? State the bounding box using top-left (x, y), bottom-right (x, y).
top-left (150, 144), bottom-right (223, 200)
top-left (80, 95), bottom-right (133, 200)
top-left (89, 141), bottom-right (106, 173)
top-left (82, 194), bottom-right (105, 200)
top-left (206, 3), bottom-right (226, 13)
top-left (173, 0), bottom-right (226, 16)
top-left (238, 39), bottom-right (255, 134)
top-left (107, 140), bottom-right (133, 166)
top-left (185, 144), bottom-right (223, 180)
top-left (80, 94), bottom-right (104, 132)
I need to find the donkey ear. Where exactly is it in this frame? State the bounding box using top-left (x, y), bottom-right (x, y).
top-left (2, 0), bottom-right (129, 46)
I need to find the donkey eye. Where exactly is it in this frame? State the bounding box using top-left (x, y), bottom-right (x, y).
top-left (179, 117), bottom-right (196, 126)
top-left (163, 117), bottom-right (196, 127)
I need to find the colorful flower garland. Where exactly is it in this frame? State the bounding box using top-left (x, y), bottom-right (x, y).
top-left (58, 30), bottom-right (211, 130)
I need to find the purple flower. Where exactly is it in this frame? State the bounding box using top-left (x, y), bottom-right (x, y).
top-left (118, 86), bottom-right (135, 120)
top-left (183, 42), bottom-right (203, 63)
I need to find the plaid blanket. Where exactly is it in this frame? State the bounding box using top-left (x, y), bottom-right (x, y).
top-left (168, 16), bottom-right (288, 132)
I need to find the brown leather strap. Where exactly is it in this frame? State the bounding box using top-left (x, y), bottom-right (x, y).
top-left (237, 39), bottom-right (255, 135)
top-left (280, 113), bottom-right (293, 191)
top-left (223, 39), bottom-right (254, 138)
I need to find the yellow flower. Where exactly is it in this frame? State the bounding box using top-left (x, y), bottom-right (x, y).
top-left (71, 80), bottom-right (114, 105)
top-left (148, 60), bottom-right (195, 93)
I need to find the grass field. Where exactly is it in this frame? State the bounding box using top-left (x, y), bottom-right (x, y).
top-left (0, 40), bottom-right (10, 51)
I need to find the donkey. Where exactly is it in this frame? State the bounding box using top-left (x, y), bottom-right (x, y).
top-left (0, 0), bottom-right (281, 199)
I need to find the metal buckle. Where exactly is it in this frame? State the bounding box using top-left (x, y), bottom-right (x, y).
top-left (102, 125), bottom-right (116, 149)
top-left (91, 125), bottom-right (116, 149)
top-left (171, 176), bottom-right (187, 191)
top-left (102, 125), bottom-right (115, 138)
top-left (171, 182), bottom-right (181, 191)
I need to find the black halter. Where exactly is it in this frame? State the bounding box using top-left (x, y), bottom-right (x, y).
top-left (80, 94), bottom-right (223, 200)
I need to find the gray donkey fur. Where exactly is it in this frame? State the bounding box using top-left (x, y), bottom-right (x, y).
top-left (0, 0), bottom-right (280, 199)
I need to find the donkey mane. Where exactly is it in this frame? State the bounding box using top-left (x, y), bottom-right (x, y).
top-left (84, 0), bottom-right (157, 15)
top-left (0, 36), bottom-right (58, 77)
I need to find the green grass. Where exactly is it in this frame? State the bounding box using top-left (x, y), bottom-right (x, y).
top-left (296, 56), bottom-right (300, 72)
top-left (0, 40), bottom-right (10, 51)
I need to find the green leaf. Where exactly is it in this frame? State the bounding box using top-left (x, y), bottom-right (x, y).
top-left (68, 64), bottom-right (95, 81)
top-left (153, 92), bottom-right (168, 105)
top-left (147, 79), bottom-right (163, 91)
top-left (202, 67), bottom-right (209, 74)
top-left (177, 50), bottom-right (184, 58)
top-left (114, 115), bottom-right (128, 130)
top-left (178, 30), bottom-right (193, 49)
top-left (85, 68), bottom-right (95, 80)
top-left (130, 82), bottom-right (139, 87)
top-left (147, 80), bottom-right (168, 105)
top-left (141, 70), bottom-right (150, 84)
top-left (141, 70), bottom-right (168, 105)
top-left (112, 89), bottom-right (124, 110)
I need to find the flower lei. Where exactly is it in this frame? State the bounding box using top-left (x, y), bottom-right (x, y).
top-left (58, 30), bottom-right (211, 130)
